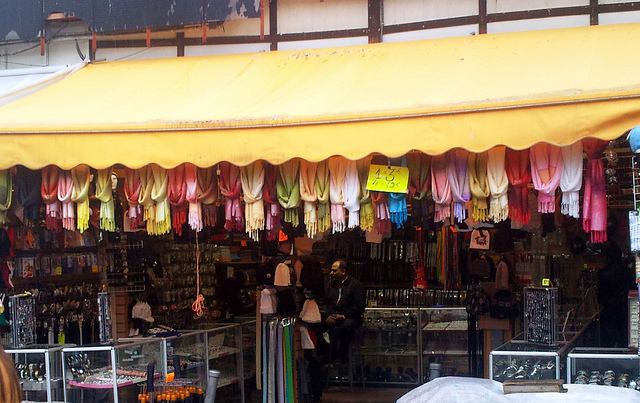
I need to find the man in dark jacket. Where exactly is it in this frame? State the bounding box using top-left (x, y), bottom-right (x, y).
top-left (325, 260), bottom-right (365, 362)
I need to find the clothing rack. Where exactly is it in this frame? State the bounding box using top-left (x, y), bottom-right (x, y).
top-left (262, 317), bottom-right (300, 403)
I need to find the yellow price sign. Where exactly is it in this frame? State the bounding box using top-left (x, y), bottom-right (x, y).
top-left (542, 278), bottom-right (551, 286)
top-left (366, 164), bottom-right (409, 193)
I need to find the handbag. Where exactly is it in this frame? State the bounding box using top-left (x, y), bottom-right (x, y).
top-left (470, 229), bottom-right (490, 250)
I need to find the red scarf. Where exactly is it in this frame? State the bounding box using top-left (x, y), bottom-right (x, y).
top-left (506, 149), bottom-right (531, 225)
top-left (41, 166), bottom-right (61, 231)
top-left (168, 164), bottom-right (188, 235)
top-left (263, 163), bottom-right (281, 241)
top-left (582, 139), bottom-right (608, 243)
top-left (218, 162), bottom-right (244, 232)
top-left (124, 168), bottom-right (142, 229)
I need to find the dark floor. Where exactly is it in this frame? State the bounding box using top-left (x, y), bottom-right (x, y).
top-left (320, 387), bottom-right (411, 403)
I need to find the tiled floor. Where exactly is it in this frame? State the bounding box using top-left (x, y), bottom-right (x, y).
top-left (320, 387), bottom-right (411, 403)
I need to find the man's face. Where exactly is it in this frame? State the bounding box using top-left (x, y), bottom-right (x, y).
top-left (330, 262), bottom-right (346, 281)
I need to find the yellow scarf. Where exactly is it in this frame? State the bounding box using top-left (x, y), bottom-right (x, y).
top-left (241, 161), bottom-right (265, 241)
top-left (138, 166), bottom-right (157, 234)
top-left (468, 152), bottom-right (490, 222)
top-left (95, 168), bottom-right (116, 232)
top-left (151, 165), bottom-right (171, 235)
top-left (0, 169), bottom-right (12, 225)
top-left (357, 157), bottom-right (374, 232)
top-left (71, 165), bottom-right (91, 233)
top-left (315, 160), bottom-right (331, 234)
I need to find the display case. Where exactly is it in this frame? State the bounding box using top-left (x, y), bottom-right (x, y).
top-left (62, 340), bottom-right (164, 403)
top-left (205, 324), bottom-right (245, 403)
top-left (567, 348), bottom-right (640, 388)
top-left (490, 338), bottom-right (570, 382)
top-left (421, 307), bottom-right (469, 380)
top-left (6, 344), bottom-right (67, 402)
top-left (355, 308), bottom-right (422, 386)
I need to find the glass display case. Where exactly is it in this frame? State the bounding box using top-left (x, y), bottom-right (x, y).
top-left (421, 307), bottom-right (469, 381)
top-left (490, 338), bottom-right (570, 382)
top-left (62, 340), bottom-right (164, 403)
top-left (164, 330), bottom-right (208, 389)
top-left (5, 344), bottom-right (67, 402)
top-left (567, 348), bottom-right (640, 389)
top-left (355, 308), bottom-right (422, 386)
top-left (205, 324), bottom-right (245, 403)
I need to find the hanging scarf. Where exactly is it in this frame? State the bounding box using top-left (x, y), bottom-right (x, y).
top-left (505, 149), bottom-right (531, 225)
top-left (124, 168), bottom-right (143, 229)
top-left (57, 170), bottom-right (75, 231)
top-left (530, 143), bottom-right (564, 213)
top-left (328, 156), bottom-right (348, 233)
top-left (277, 160), bottom-right (301, 228)
top-left (168, 164), bottom-right (188, 235)
top-left (431, 155), bottom-right (451, 223)
top-left (138, 166), bottom-right (157, 234)
top-left (407, 153), bottom-right (430, 225)
top-left (71, 165), bottom-right (91, 233)
top-left (241, 161), bottom-right (265, 241)
top-left (357, 156), bottom-right (374, 232)
top-left (343, 159), bottom-right (361, 229)
top-left (371, 191), bottom-right (391, 234)
top-left (299, 161), bottom-right (319, 238)
top-left (95, 168), bottom-right (116, 232)
top-left (388, 157), bottom-right (408, 229)
top-left (263, 163), bottom-right (282, 241)
top-left (468, 152), bottom-right (490, 222)
top-left (41, 166), bottom-right (61, 231)
top-left (150, 165), bottom-right (171, 235)
top-left (315, 160), bottom-right (331, 234)
top-left (198, 167), bottom-right (219, 228)
top-left (0, 170), bottom-right (12, 225)
top-left (487, 146), bottom-right (509, 223)
top-left (185, 164), bottom-right (202, 232)
top-left (446, 150), bottom-right (469, 223)
top-left (219, 162), bottom-right (244, 232)
top-left (582, 139), bottom-right (608, 243)
top-left (560, 142), bottom-right (583, 219)
top-left (15, 166), bottom-right (40, 223)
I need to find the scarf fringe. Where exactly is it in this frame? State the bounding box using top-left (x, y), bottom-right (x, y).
top-left (453, 202), bottom-right (466, 222)
top-left (359, 202), bottom-right (374, 232)
top-left (489, 196), bottom-right (509, 222)
top-left (472, 205), bottom-right (489, 222)
top-left (537, 199), bottom-right (556, 214)
top-left (561, 192), bottom-right (580, 219)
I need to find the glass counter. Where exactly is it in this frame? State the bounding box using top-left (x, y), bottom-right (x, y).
top-left (489, 338), bottom-right (569, 382)
top-left (355, 308), bottom-right (422, 386)
top-left (62, 340), bottom-right (163, 403)
top-left (421, 307), bottom-right (469, 381)
top-left (567, 347), bottom-right (640, 389)
top-left (205, 324), bottom-right (245, 403)
top-left (6, 344), bottom-right (67, 402)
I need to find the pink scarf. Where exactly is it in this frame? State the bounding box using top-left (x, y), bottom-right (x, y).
top-left (41, 166), bottom-right (61, 231)
top-left (431, 155), bottom-right (451, 223)
top-left (57, 170), bottom-right (75, 231)
top-left (506, 149), bottom-right (531, 225)
top-left (530, 144), bottom-right (563, 213)
top-left (263, 163), bottom-right (281, 241)
top-left (168, 164), bottom-right (188, 235)
top-left (218, 162), bottom-right (244, 232)
top-left (185, 163), bottom-right (202, 231)
top-left (582, 139), bottom-right (608, 243)
top-left (124, 168), bottom-right (142, 229)
top-left (446, 150), bottom-right (469, 222)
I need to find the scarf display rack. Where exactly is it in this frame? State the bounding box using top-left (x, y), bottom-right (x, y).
top-left (261, 317), bottom-right (300, 403)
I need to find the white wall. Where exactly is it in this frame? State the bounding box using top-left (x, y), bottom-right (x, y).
top-left (277, 0), bottom-right (367, 33)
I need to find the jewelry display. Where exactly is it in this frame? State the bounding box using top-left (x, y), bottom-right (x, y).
top-left (9, 292), bottom-right (37, 347)
top-left (97, 291), bottom-right (112, 344)
top-left (493, 358), bottom-right (556, 381)
top-left (524, 287), bottom-right (558, 345)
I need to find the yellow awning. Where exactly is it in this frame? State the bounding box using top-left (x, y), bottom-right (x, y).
top-left (1, 23), bottom-right (640, 169)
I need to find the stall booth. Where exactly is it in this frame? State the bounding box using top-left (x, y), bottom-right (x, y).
top-left (0, 23), bottom-right (640, 402)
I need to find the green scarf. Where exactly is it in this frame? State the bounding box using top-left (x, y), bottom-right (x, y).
top-left (357, 157), bottom-right (374, 232)
top-left (277, 160), bottom-right (301, 227)
top-left (0, 170), bottom-right (12, 225)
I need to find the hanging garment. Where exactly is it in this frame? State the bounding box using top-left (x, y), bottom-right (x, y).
top-left (277, 160), bottom-right (301, 228)
top-left (446, 150), bottom-right (470, 222)
top-left (413, 227), bottom-right (428, 289)
top-left (343, 159), bottom-right (361, 229)
top-left (328, 156), bottom-right (348, 233)
top-left (0, 170), bottom-right (12, 226)
top-left (299, 299), bottom-right (321, 323)
top-left (277, 321), bottom-right (285, 403)
top-left (168, 164), bottom-right (188, 235)
top-left (264, 163), bottom-right (282, 241)
top-left (560, 142), bottom-right (583, 219)
top-left (371, 191), bottom-right (391, 234)
top-left (260, 288), bottom-right (278, 314)
top-left (407, 152), bottom-right (431, 225)
top-left (150, 165), bottom-right (171, 235)
top-left (268, 319), bottom-right (277, 403)
top-left (357, 156), bottom-right (374, 232)
top-left (197, 166), bottom-right (219, 229)
top-left (57, 170), bottom-right (75, 231)
top-left (468, 152), bottom-right (490, 222)
top-left (15, 166), bottom-right (41, 223)
top-left (505, 149), bottom-right (531, 225)
top-left (71, 165), bottom-right (91, 233)
top-left (124, 168), bottom-right (143, 229)
top-left (95, 168), bottom-right (116, 232)
top-left (299, 160), bottom-right (319, 238)
top-left (495, 260), bottom-right (509, 290)
top-left (530, 143), bottom-right (564, 213)
top-left (315, 160), bottom-right (331, 234)
top-left (262, 320), bottom-right (268, 403)
top-left (41, 166), bottom-right (61, 231)
top-left (219, 162), bottom-right (244, 232)
top-left (241, 161), bottom-right (265, 241)
top-left (487, 146), bottom-right (509, 223)
top-left (431, 154), bottom-right (452, 223)
top-left (388, 157), bottom-right (408, 229)
top-left (138, 165), bottom-right (157, 234)
top-left (284, 321), bottom-right (295, 403)
top-left (583, 139), bottom-right (608, 243)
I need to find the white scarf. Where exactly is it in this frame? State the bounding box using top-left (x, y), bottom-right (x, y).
top-left (343, 159), bottom-right (361, 229)
top-left (299, 160), bottom-right (318, 239)
top-left (328, 156), bottom-right (348, 233)
top-left (487, 146), bottom-right (509, 222)
top-left (240, 161), bottom-right (265, 241)
top-left (560, 142), bottom-right (583, 218)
